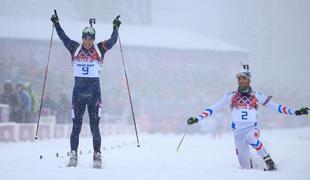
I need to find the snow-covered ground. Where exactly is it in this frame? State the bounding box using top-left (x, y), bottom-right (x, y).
top-left (1, 127), bottom-right (310, 180)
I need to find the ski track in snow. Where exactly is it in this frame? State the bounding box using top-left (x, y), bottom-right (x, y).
top-left (1, 128), bottom-right (310, 180)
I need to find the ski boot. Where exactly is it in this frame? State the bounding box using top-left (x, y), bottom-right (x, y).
top-left (263, 154), bottom-right (277, 171)
top-left (67, 150), bottom-right (78, 167)
top-left (93, 152), bottom-right (102, 169)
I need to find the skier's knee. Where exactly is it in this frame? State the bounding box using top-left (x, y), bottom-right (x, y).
top-left (90, 125), bottom-right (100, 137)
top-left (238, 157), bottom-right (252, 169)
top-left (72, 121), bottom-right (82, 135)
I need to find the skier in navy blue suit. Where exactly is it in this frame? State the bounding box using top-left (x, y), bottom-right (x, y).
top-left (51, 12), bottom-right (121, 168)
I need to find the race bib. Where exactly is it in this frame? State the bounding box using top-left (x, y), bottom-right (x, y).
top-left (72, 61), bottom-right (102, 77)
top-left (231, 108), bottom-right (257, 123)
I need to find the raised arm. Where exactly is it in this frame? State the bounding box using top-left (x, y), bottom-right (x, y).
top-left (51, 12), bottom-right (79, 55)
top-left (97, 16), bottom-right (121, 57)
top-left (187, 92), bottom-right (232, 125)
top-left (97, 26), bottom-right (119, 56)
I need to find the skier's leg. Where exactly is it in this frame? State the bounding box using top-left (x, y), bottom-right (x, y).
top-left (88, 98), bottom-right (102, 169)
top-left (88, 99), bottom-right (102, 153)
top-left (245, 128), bottom-right (277, 170)
top-left (234, 131), bottom-right (251, 169)
top-left (70, 90), bottom-right (86, 152)
top-left (245, 128), bottom-right (268, 158)
top-left (68, 90), bottom-right (86, 167)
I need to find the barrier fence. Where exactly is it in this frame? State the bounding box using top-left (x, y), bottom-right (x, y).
top-left (0, 122), bottom-right (134, 143)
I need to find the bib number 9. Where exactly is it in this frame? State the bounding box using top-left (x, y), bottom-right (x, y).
top-left (82, 67), bottom-right (89, 75)
top-left (241, 111), bottom-right (248, 120)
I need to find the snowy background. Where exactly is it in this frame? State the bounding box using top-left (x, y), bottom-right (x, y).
top-left (0, 0), bottom-right (309, 179)
top-left (0, 0), bottom-right (309, 129)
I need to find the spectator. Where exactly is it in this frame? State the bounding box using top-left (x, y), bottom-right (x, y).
top-left (24, 82), bottom-right (38, 122)
top-left (15, 82), bottom-right (30, 123)
top-left (0, 80), bottom-right (18, 122)
top-left (0, 80), bottom-right (13, 104)
top-left (22, 83), bottom-right (32, 123)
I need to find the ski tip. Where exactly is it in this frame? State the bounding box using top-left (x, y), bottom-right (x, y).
top-left (116, 15), bottom-right (120, 19)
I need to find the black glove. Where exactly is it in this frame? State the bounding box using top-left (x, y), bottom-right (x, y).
top-left (113, 15), bottom-right (121, 29)
top-left (51, 15), bottom-right (58, 24)
top-left (51, 10), bottom-right (59, 24)
top-left (295, 107), bottom-right (309, 116)
top-left (187, 117), bottom-right (198, 125)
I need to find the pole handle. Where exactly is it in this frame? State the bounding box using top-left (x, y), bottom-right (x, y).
top-left (89, 18), bottom-right (96, 28)
top-left (54, 9), bottom-right (58, 17)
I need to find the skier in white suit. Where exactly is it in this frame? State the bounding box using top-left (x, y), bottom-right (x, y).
top-left (187, 64), bottom-right (309, 171)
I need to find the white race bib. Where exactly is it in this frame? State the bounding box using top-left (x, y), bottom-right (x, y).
top-left (231, 108), bottom-right (257, 123)
top-left (72, 61), bottom-right (102, 77)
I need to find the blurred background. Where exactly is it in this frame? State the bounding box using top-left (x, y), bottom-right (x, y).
top-left (0, 0), bottom-right (309, 139)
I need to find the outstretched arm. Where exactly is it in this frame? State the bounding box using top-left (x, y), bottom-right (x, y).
top-left (257, 92), bottom-right (309, 116)
top-left (188, 92), bottom-right (232, 125)
top-left (264, 100), bottom-right (295, 115)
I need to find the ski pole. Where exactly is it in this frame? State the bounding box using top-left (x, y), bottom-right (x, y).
top-left (34, 10), bottom-right (56, 140)
top-left (176, 125), bottom-right (189, 152)
top-left (116, 16), bottom-right (140, 147)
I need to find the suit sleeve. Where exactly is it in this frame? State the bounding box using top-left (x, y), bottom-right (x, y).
top-left (55, 22), bottom-right (80, 55)
top-left (256, 92), bottom-right (296, 116)
top-left (196, 92), bottom-right (232, 121)
top-left (97, 27), bottom-right (119, 58)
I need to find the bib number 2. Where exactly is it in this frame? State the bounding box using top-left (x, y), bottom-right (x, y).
top-left (241, 111), bottom-right (248, 120)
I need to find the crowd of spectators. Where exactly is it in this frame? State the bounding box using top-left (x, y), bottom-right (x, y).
top-left (0, 80), bottom-right (71, 124)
